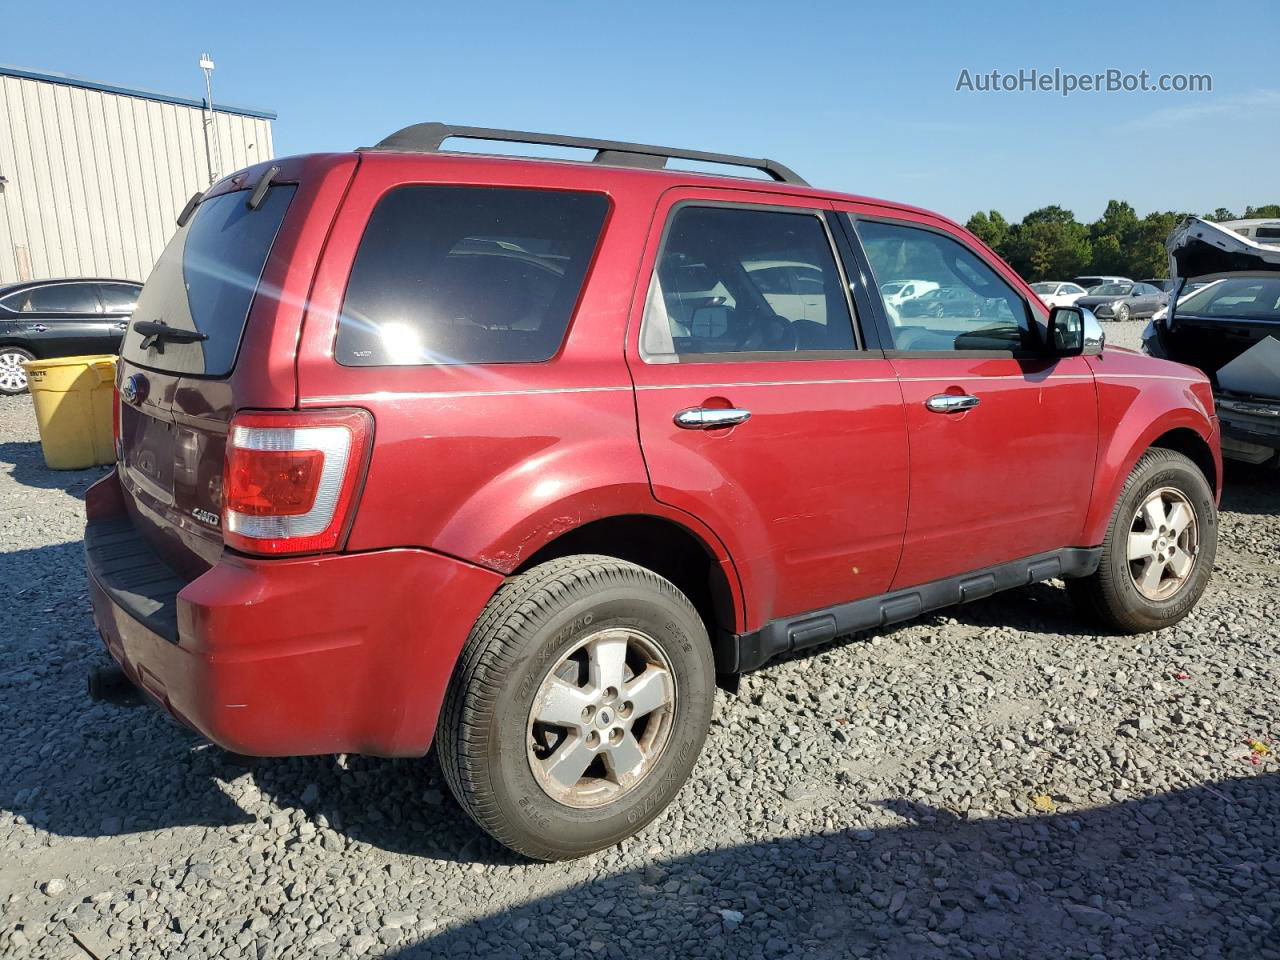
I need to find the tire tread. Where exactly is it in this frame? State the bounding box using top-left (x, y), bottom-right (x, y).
top-left (437, 554), bottom-right (704, 859)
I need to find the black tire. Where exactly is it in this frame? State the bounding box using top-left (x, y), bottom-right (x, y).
top-left (0, 346), bottom-right (35, 395)
top-left (1114, 303), bottom-right (1131, 323)
top-left (437, 555), bottom-right (715, 861)
top-left (1067, 448), bottom-right (1216, 633)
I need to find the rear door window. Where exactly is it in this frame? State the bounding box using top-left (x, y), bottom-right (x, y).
top-left (122, 185), bottom-right (297, 376)
top-left (640, 205), bottom-right (858, 361)
top-left (335, 187), bottom-right (609, 366)
top-left (16, 283), bottom-right (101, 314)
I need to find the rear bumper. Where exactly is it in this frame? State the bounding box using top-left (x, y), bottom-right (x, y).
top-left (1217, 396), bottom-right (1280, 458)
top-left (85, 469), bottom-right (503, 757)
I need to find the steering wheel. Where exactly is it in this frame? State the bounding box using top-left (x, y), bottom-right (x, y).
top-left (736, 313), bottom-right (798, 352)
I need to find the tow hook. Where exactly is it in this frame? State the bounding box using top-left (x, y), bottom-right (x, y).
top-left (87, 665), bottom-right (143, 707)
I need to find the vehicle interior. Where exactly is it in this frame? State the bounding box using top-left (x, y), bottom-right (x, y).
top-left (646, 206), bottom-right (857, 357)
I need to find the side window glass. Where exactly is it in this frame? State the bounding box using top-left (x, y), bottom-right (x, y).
top-left (25, 283), bottom-right (101, 314)
top-left (856, 220), bottom-right (1031, 352)
top-left (641, 206), bottom-right (857, 362)
top-left (98, 284), bottom-right (140, 313)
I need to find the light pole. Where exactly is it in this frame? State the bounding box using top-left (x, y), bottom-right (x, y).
top-left (199, 53), bottom-right (221, 185)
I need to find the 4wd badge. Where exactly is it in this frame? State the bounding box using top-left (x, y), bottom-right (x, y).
top-left (192, 507), bottom-right (220, 526)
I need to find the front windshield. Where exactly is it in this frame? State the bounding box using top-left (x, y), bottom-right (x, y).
top-left (1093, 283), bottom-right (1131, 295)
top-left (1030, 282), bottom-right (1056, 293)
top-left (1177, 276), bottom-right (1280, 320)
top-left (880, 282), bottom-right (906, 294)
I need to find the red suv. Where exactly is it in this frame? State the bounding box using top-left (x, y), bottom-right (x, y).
top-left (86, 124), bottom-right (1221, 860)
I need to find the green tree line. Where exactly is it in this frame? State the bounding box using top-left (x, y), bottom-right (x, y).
top-left (965, 203), bottom-right (1280, 282)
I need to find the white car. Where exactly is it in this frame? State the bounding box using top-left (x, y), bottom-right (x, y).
top-left (879, 279), bottom-right (938, 307)
top-left (1030, 281), bottom-right (1089, 308)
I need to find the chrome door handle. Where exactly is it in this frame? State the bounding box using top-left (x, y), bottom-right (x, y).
top-left (925, 393), bottom-right (980, 414)
top-left (31, 323), bottom-right (47, 333)
top-left (674, 407), bottom-right (752, 430)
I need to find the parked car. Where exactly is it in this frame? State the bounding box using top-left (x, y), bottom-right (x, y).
top-left (1076, 281), bottom-right (1168, 321)
top-left (1030, 281), bottom-right (1089, 308)
top-left (1141, 278), bottom-right (1178, 294)
top-left (898, 285), bottom-right (987, 318)
top-left (1072, 274), bottom-right (1132, 291)
top-left (85, 124), bottom-right (1221, 861)
top-left (879, 278), bottom-right (939, 307)
top-left (1149, 279), bottom-right (1221, 322)
top-left (0, 278), bottom-right (141, 394)
top-left (1145, 217), bottom-right (1280, 466)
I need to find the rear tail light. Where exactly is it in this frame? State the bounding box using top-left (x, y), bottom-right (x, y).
top-left (223, 409), bottom-right (373, 555)
top-left (112, 384), bottom-right (122, 462)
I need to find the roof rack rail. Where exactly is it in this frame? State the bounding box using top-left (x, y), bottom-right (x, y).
top-left (363, 122), bottom-right (808, 186)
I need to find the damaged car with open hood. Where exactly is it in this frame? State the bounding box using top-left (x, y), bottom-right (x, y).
top-left (1144, 217), bottom-right (1280, 468)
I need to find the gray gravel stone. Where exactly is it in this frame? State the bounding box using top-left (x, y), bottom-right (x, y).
top-left (0, 369), bottom-right (1277, 960)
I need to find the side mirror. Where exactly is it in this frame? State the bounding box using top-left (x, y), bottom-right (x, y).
top-left (688, 304), bottom-right (729, 340)
top-left (1048, 305), bottom-right (1104, 357)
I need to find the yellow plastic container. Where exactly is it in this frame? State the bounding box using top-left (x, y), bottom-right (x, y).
top-left (24, 355), bottom-right (118, 470)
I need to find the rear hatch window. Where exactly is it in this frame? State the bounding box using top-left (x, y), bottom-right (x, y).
top-left (334, 186), bottom-right (608, 365)
top-left (122, 185), bottom-right (296, 376)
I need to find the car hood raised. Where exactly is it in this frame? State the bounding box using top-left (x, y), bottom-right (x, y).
top-left (1166, 217), bottom-right (1280, 279)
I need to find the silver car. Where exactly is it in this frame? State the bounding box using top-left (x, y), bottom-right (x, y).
top-left (1076, 281), bottom-right (1168, 322)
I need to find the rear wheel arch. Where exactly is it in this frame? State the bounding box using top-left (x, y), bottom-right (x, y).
top-left (516, 514), bottom-right (742, 665)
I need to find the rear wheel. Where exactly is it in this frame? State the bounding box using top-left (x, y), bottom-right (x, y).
top-left (0, 347), bottom-right (35, 395)
top-left (437, 555), bottom-right (715, 860)
top-left (1068, 448), bottom-right (1216, 632)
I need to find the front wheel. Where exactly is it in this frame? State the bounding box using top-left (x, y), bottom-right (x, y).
top-left (1113, 303), bottom-right (1131, 323)
top-left (1067, 448), bottom-right (1216, 633)
top-left (437, 555), bottom-right (715, 860)
top-left (0, 346), bottom-right (35, 395)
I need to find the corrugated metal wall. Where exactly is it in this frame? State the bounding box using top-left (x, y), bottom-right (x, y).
top-left (0, 73), bottom-right (274, 285)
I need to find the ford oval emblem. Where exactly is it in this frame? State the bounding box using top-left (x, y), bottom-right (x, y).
top-left (122, 373), bottom-right (149, 405)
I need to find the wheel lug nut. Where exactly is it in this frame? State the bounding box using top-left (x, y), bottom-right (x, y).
top-left (603, 686), bottom-right (619, 703)
top-left (586, 731), bottom-right (600, 748)
top-left (581, 705), bottom-right (596, 722)
top-left (608, 728), bottom-right (623, 745)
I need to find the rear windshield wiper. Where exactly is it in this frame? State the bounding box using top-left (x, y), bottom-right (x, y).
top-left (134, 320), bottom-right (209, 352)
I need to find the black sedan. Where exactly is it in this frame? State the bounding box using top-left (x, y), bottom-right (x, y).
top-left (1076, 281), bottom-right (1168, 322)
top-left (0, 278), bottom-right (141, 394)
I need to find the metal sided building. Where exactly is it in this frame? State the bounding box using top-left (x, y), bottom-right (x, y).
top-left (0, 65), bottom-right (275, 285)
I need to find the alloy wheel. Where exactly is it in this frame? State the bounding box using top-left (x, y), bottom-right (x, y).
top-left (527, 627), bottom-right (677, 808)
top-left (0, 351), bottom-right (29, 393)
top-left (1127, 486), bottom-right (1199, 601)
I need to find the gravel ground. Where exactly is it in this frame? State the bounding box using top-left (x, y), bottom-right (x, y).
top-left (2, 339), bottom-right (1277, 959)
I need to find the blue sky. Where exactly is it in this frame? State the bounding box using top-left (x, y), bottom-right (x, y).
top-left (7, 0), bottom-right (1278, 224)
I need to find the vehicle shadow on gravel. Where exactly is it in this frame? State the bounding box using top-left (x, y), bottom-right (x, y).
top-left (245, 752), bottom-right (522, 866)
top-left (0, 440), bottom-right (105, 498)
top-left (385, 773), bottom-right (1280, 960)
top-left (0, 535), bottom-right (500, 862)
top-left (0, 543), bottom-right (257, 840)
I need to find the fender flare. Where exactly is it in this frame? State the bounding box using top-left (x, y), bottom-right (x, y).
top-left (1081, 406), bottom-right (1218, 545)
